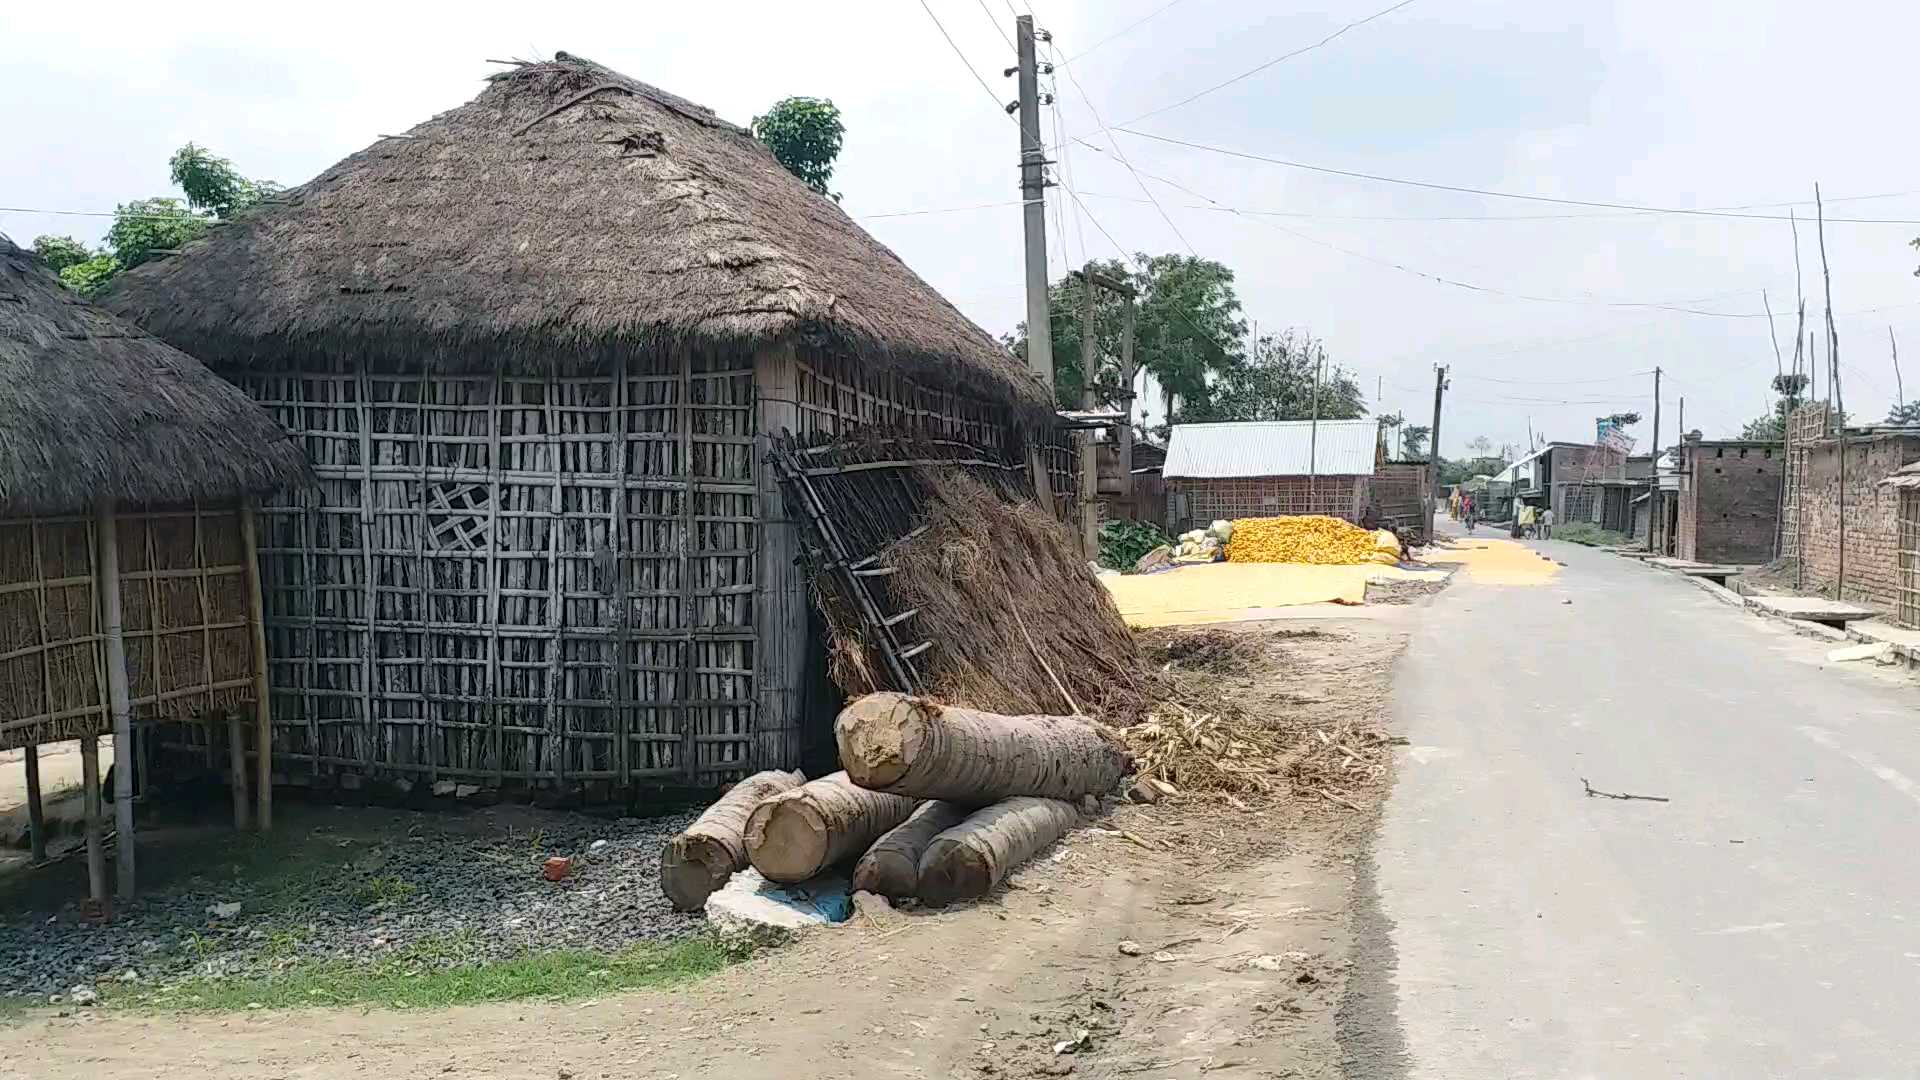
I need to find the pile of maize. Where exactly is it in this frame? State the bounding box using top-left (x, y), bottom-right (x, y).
top-left (1224, 515), bottom-right (1383, 565)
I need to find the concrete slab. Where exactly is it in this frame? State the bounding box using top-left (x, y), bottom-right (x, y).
top-left (1848, 619), bottom-right (1920, 668)
top-left (1648, 557), bottom-right (1710, 570)
top-left (704, 867), bottom-right (852, 947)
top-left (1745, 594), bottom-right (1880, 627)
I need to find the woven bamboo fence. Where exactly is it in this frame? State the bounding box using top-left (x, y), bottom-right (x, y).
top-left (229, 346), bottom-right (1033, 790)
top-left (0, 507), bottom-right (259, 754)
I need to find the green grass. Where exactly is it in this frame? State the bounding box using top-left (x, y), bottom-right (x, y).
top-left (113, 935), bottom-right (730, 1013)
top-left (1552, 522), bottom-right (1629, 548)
top-left (0, 993), bottom-right (42, 1026)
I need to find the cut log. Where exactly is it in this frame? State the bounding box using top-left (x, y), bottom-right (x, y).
top-left (851, 800), bottom-right (970, 899)
top-left (917, 796), bottom-right (1081, 906)
top-left (836, 692), bottom-right (1130, 802)
top-left (659, 769), bottom-right (805, 911)
top-left (745, 771), bottom-right (920, 883)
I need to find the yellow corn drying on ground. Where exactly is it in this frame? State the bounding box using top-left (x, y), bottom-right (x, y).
top-left (1224, 515), bottom-right (1380, 564)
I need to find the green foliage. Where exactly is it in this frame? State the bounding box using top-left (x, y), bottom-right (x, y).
top-left (117, 936), bottom-right (730, 1012)
top-left (105, 197), bottom-right (210, 272)
top-left (752, 97), bottom-right (845, 198)
top-left (31, 235), bottom-right (93, 272)
top-left (1600, 411), bottom-right (1641, 427)
top-left (1098, 519), bottom-right (1169, 571)
top-left (1888, 401), bottom-right (1920, 425)
top-left (1186, 329), bottom-right (1365, 423)
top-left (170, 143), bottom-right (276, 218)
top-left (1007, 255), bottom-right (1247, 416)
top-left (1742, 373), bottom-right (1815, 440)
top-left (1400, 424), bottom-right (1431, 459)
top-left (58, 254), bottom-right (122, 295)
top-left (1553, 522), bottom-right (1627, 548)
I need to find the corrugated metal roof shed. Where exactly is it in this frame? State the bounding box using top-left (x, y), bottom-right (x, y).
top-left (1163, 419), bottom-right (1380, 479)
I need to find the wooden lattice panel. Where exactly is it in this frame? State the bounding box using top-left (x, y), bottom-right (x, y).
top-left (1898, 490), bottom-right (1920, 630)
top-left (239, 350), bottom-right (760, 786)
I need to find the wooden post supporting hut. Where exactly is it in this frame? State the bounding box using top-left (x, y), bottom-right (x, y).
top-left (0, 237), bottom-right (308, 906)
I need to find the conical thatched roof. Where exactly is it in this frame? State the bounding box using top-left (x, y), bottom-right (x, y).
top-left (105, 53), bottom-right (1049, 417)
top-left (0, 237), bottom-right (310, 517)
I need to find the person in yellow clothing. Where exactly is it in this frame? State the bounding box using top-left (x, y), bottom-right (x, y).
top-left (1518, 503), bottom-right (1537, 538)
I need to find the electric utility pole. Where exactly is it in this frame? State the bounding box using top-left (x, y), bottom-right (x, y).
top-left (1013, 15), bottom-right (1058, 510)
top-left (1425, 365), bottom-right (1448, 540)
top-left (1647, 366), bottom-right (1661, 552)
top-left (1014, 16), bottom-right (1052, 392)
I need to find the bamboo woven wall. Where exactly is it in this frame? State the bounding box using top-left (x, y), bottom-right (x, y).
top-left (0, 507), bottom-right (258, 753)
top-left (230, 347), bottom-right (1029, 790)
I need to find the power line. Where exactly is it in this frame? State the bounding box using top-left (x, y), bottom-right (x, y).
top-left (1056, 183), bottom-right (1244, 363)
top-left (1059, 0), bottom-right (1189, 65)
top-left (859, 200), bottom-right (1031, 220)
top-left (917, 0), bottom-right (1012, 115)
top-left (1112, 129), bottom-right (1920, 225)
top-left (1122, 0), bottom-right (1422, 129)
top-left (1055, 50), bottom-right (1197, 256)
top-left (1071, 187), bottom-right (1920, 224)
top-left (974, 0), bottom-right (1016, 51)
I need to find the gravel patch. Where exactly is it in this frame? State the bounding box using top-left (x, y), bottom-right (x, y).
top-left (0, 805), bottom-right (704, 999)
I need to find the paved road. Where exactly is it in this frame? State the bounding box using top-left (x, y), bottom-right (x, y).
top-left (1347, 531), bottom-right (1920, 1079)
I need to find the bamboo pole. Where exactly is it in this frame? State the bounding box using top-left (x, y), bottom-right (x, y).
top-left (79, 734), bottom-right (108, 916)
top-left (22, 746), bottom-right (46, 863)
top-left (240, 502), bottom-right (273, 830)
top-left (226, 710), bottom-right (251, 830)
top-left (94, 501), bottom-right (135, 898)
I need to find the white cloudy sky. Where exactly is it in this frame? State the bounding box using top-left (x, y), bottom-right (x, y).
top-left (6, 0), bottom-right (1918, 455)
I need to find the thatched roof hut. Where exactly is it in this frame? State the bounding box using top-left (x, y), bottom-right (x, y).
top-left (3, 236), bottom-right (307, 895)
top-left (106, 52), bottom-right (1047, 418)
top-left (1, 238), bottom-right (309, 515)
top-left (100, 55), bottom-right (1055, 795)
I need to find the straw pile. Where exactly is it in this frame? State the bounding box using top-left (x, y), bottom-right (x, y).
top-left (847, 469), bottom-right (1160, 723)
top-left (1225, 515), bottom-right (1378, 564)
top-left (1116, 701), bottom-right (1286, 796)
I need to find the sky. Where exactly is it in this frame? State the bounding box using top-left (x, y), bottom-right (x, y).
top-left (5, 0), bottom-right (1919, 457)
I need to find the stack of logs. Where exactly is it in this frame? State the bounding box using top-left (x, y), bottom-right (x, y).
top-left (660, 692), bottom-right (1130, 910)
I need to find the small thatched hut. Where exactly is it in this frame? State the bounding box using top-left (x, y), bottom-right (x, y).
top-left (1, 235), bottom-right (308, 901)
top-left (106, 53), bottom-right (1054, 793)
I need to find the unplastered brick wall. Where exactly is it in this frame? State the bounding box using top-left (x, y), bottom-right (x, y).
top-left (1678, 442), bottom-right (1782, 564)
top-left (1796, 434), bottom-right (1920, 607)
top-left (1171, 475), bottom-right (1369, 529)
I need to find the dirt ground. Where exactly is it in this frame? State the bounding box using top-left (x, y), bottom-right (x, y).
top-left (1, 614), bottom-right (1413, 1080)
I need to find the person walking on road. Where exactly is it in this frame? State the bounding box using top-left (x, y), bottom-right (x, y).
top-left (1539, 506), bottom-right (1554, 540)
top-left (1518, 503), bottom-right (1536, 538)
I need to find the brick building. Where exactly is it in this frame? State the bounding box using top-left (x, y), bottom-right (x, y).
top-left (1163, 419), bottom-right (1383, 530)
top-left (1673, 436), bottom-right (1783, 564)
top-left (1784, 420), bottom-right (1920, 613)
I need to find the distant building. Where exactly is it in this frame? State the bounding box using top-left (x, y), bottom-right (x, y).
top-left (1163, 419), bottom-right (1390, 529)
top-left (1780, 405), bottom-right (1920, 624)
top-left (1673, 436), bottom-right (1784, 564)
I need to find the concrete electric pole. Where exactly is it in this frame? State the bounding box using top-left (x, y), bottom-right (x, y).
top-left (1014, 15), bottom-right (1052, 392)
top-left (1426, 365), bottom-right (1448, 540)
top-left (1647, 366), bottom-right (1661, 552)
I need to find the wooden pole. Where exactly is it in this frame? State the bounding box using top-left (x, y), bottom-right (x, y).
top-left (1893, 326), bottom-right (1904, 411)
top-left (94, 502), bottom-right (135, 898)
top-left (1817, 184), bottom-right (1846, 599)
top-left (1079, 278), bottom-right (1100, 558)
top-left (1118, 300), bottom-right (1137, 500)
top-left (22, 745), bottom-right (47, 863)
top-left (225, 710), bottom-right (250, 830)
top-left (1309, 345), bottom-right (1322, 512)
top-left (79, 735), bottom-right (108, 916)
top-left (240, 503), bottom-right (273, 831)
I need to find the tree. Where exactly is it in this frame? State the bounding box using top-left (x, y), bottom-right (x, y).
top-left (752, 97), bottom-right (844, 198)
top-left (1187, 329), bottom-right (1365, 423)
top-left (1005, 254), bottom-right (1246, 415)
top-left (58, 255), bottom-right (123, 296)
top-left (105, 198), bottom-right (211, 271)
top-left (43, 144), bottom-right (279, 295)
top-left (1599, 411), bottom-right (1642, 428)
top-left (170, 143), bottom-right (279, 218)
top-left (31, 235), bottom-right (93, 273)
top-left (1401, 424), bottom-right (1431, 459)
top-left (1740, 373), bottom-right (1812, 440)
top-left (1889, 401), bottom-right (1920, 425)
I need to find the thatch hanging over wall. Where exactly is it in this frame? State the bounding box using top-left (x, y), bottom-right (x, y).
top-left (104, 52), bottom-right (1051, 420)
top-left (0, 237), bottom-right (311, 517)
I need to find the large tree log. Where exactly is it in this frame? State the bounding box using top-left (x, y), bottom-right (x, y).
top-left (851, 800), bottom-right (970, 900)
top-left (745, 771), bottom-right (920, 883)
top-left (659, 769), bottom-right (805, 911)
top-left (917, 797), bottom-right (1081, 906)
top-left (836, 692), bottom-right (1130, 802)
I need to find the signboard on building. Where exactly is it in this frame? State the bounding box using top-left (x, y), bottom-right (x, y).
top-left (1596, 417), bottom-right (1636, 454)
